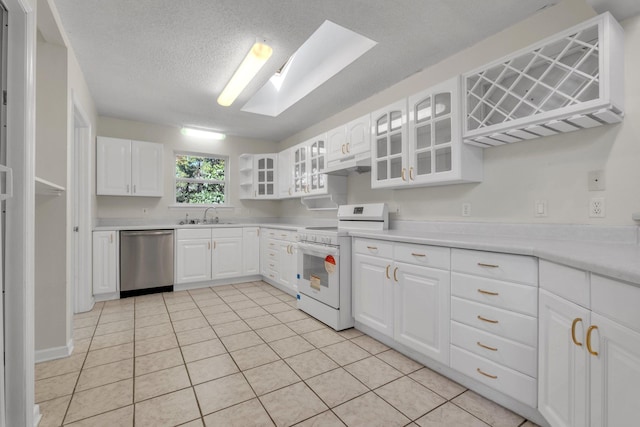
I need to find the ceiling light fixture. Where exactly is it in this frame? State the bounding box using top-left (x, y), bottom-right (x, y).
top-left (217, 41), bottom-right (273, 107)
top-left (181, 127), bottom-right (226, 140)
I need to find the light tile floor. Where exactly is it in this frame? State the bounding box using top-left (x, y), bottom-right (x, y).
top-left (36, 281), bottom-right (540, 427)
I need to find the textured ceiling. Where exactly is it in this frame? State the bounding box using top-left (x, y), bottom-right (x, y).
top-left (52, 0), bottom-right (559, 141)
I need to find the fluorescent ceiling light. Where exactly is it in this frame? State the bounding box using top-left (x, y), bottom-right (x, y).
top-left (242, 21), bottom-right (377, 117)
top-left (217, 41), bottom-right (273, 107)
top-left (181, 127), bottom-right (226, 140)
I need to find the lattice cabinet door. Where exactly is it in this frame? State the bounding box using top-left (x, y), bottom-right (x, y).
top-left (463, 13), bottom-right (624, 147)
top-left (255, 154), bottom-right (277, 199)
top-left (371, 99), bottom-right (408, 189)
top-left (307, 137), bottom-right (327, 195)
top-left (293, 144), bottom-right (307, 196)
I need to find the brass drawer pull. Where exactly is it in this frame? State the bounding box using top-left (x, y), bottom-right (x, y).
top-left (477, 341), bottom-right (498, 351)
top-left (571, 318), bottom-right (583, 347)
top-left (409, 166), bottom-right (414, 180)
top-left (401, 168), bottom-right (406, 181)
top-left (393, 267), bottom-right (399, 282)
top-left (385, 265), bottom-right (391, 280)
top-left (587, 325), bottom-right (599, 356)
top-left (367, 246), bottom-right (378, 250)
top-left (477, 289), bottom-right (499, 296)
top-left (411, 253), bottom-right (426, 257)
top-left (477, 368), bottom-right (497, 379)
top-left (478, 263), bottom-right (499, 268)
top-left (477, 315), bottom-right (499, 324)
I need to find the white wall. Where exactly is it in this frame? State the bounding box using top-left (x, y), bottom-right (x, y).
top-left (96, 117), bottom-right (281, 221)
top-left (279, 0), bottom-right (640, 226)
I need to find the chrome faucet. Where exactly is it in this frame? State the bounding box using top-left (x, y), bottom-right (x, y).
top-left (203, 207), bottom-right (219, 224)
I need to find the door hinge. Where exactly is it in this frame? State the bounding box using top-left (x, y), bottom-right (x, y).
top-left (3, 90), bottom-right (6, 106)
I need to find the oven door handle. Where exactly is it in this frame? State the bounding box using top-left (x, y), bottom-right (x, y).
top-left (297, 242), bottom-right (339, 257)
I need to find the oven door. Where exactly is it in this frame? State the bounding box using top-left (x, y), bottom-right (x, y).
top-left (297, 242), bottom-right (340, 309)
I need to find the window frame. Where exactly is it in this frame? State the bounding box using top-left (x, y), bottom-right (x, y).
top-left (173, 151), bottom-right (230, 207)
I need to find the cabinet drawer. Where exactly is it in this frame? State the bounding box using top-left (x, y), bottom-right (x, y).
top-left (451, 297), bottom-right (537, 346)
top-left (539, 260), bottom-right (590, 308)
top-left (264, 228), bottom-right (296, 241)
top-left (264, 268), bottom-right (279, 283)
top-left (452, 249), bottom-right (537, 285)
top-left (451, 345), bottom-right (537, 407)
top-left (451, 321), bottom-right (537, 377)
top-left (353, 238), bottom-right (393, 258)
top-left (592, 274), bottom-right (640, 334)
top-left (394, 243), bottom-right (450, 270)
top-left (211, 227), bottom-right (243, 238)
top-left (451, 273), bottom-right (537, 316)
top-left (177, 228), bottom-right (211, 240)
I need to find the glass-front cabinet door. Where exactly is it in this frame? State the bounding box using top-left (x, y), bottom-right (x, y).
top-left (255, 154), bottom-right (277, 198)
top-left (293, 145), bottom-right (307, 195)
top-left (408, 78), bottom-right (458, 185)
top-left (371, 99), bottom-right (408, 189)
top-left (308, 137), bottom-right (326, 194)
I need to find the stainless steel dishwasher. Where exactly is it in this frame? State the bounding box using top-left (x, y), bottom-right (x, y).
top-left (120, 229), bottom-right (174, 297)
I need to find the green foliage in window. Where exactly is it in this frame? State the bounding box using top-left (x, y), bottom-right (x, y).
top-left (175, 155), bottom-right (227, 204)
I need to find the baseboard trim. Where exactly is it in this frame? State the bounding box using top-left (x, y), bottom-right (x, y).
top-left (34, 339), bottom-right (74, 363)
top-left (33, 404), bottom-right (41, 427)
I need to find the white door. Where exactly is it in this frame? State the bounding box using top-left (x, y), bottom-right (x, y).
top-left (345, 114), bottom-right (371, 157)
top-left (96, 137), bottom-right (131, 195)
top-left (212, 236), bottom-right (243, 279)
top-left (176, 238), bottom-right (211, 284)
top-left (352, 253), bottom-right (393, 337)
top-left (278, 241), bottom-right (296, 291)
top-left (92, 231), bottom-right (118, 295)
top-left (394, 262), bottom-right (450, 364)
top-left (538, 289), bottom-right (590, 427)
top-left (242, 228), bottom-right (260, 275)
top-left (131, 140), bottom-right (163, 196)
top-left (590, 313), bottom-right (640, 427)
top-left (371, 100), bottom-right (408, 189)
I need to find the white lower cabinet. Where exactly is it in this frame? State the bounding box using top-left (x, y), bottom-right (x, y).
top-left (352, 239), bottom-right (450, 364)
top-left (175, 227), bottom-right (256, 285)
top-left (92, 231), bottom-right (118, 295)
top-left (539, 261), bottom-right (640, 427)
top-left (259, 228), bottom-right (298, 293)
top-left (176, 229), bottom-right (212, 284)
top-left (211, 229), bottom-right (243, 279)
top-left (451, 249), bottom-right (538, 407)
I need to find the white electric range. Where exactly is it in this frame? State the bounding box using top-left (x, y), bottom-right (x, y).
top-left (296, 203), bottom-right (389, 330)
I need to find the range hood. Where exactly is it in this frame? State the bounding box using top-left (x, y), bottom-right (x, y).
top-left (321, 155), bottom-right (371, 176)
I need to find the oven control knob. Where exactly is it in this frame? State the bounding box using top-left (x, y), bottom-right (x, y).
top-left (310, 235), bottom-right (316, 242)
top-left (323, 237), bottom-right (330, 244)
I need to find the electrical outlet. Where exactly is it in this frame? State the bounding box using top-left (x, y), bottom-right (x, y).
top-left (589, 197), bottom-right (605, 218)
top-left (535, 200), bottom-right (548, 217)
top-left (462, 203), bottom-right (471, 217)
top-left (142, 208), bottom-right (148, 215)
top-left (588, 170), bottom-right (605, 191)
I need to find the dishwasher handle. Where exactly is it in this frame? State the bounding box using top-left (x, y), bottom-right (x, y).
top-left (121, 230), bottom-right (174, 236)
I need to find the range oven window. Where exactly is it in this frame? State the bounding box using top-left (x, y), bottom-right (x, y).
top-left (302, 253), bottom-right (331, 288)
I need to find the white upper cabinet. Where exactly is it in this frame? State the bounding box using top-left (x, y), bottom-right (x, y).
top-left (277, 148), bottom-right (294, 199)
top-left (463, 13), bottom-right (624, 147)
top-left (371, 79), bottom-right (482, 189)
top-left (238, 154), bottom-right (278, 200)
top-left (307, 136), bottom-right (327, 195)
top-left (371, 99), bottom-right (408, 189)
top-left (97, 136), bottom-right (163, 197)
top-left (407, 77), bottom-right (482, 186)
top-left (326, 114), bottom-right (371, 164)
top-left (292, 144), bottom-right (308, 196)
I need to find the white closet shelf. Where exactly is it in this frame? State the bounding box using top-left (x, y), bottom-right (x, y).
top-left (35, 177), bottom-right (65, 196)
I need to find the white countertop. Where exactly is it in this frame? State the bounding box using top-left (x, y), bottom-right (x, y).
top-left (93, 222), bottom-right (301, 232)
top-left (349, 229), bottom-right (640, 286)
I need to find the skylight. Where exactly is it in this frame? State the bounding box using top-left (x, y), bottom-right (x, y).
top-left (241, 20), bottom-right (377, 117)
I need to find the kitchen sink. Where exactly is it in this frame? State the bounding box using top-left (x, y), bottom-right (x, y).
top-left (177, 220), bottom-right (234, 226)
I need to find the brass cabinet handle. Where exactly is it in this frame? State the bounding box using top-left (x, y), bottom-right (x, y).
top-left (477, 315), bottom-right (499, 324)
top-left (126, 184), bottom-right (130, 193)
top-left (367, 246), bottom-right (378, 251)
top-left (269, 264), bottom-right (275, 268)
top-left (477, 368), bottom-right (497, 379)
top-left (213, 241), bottom-right (216, 249)
top-left (477, 289), bottom-right (499, 296)
top-left (401, 168), bottom-right (406, 181)
top-left (385, 265), bottom-right (391, 280)
top-left (477, 341), bottom-right (498, 351)
top-left (346, 143), bottom-right (350, 153)
top-left (478, 262), bottom-right (499, 268)
top-left (409, 166), bottom-right (414, 180)
top-left (571, 318), bottom-right (583, 347)
top-left (133, 184), bottom-right (136, 193)
top-left (341, 144), bottom-right (346, 154)
top-left (288, 188), bottom-right (292, 196)
top-left (281, 234), bottom-right (287, 237)
top-left (110, 234), bottom-right (113, 244)
top-left (208, 241), bottom-right (211, 250)
top-left (393, 267), bottom-right (398, 282)
top-left (411, 253), bottom-right (426, 257)
top-left (587, 325), bottom-right (599, 356)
